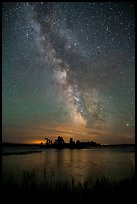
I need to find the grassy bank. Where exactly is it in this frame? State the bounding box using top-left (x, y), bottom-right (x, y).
top-left (2, 170), bottom-right (135, 202)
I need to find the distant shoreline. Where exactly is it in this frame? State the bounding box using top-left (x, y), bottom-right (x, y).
top-left (2, 142), bottom-right (135, 147)
top-left (2, 142), bottom-right (135, 151)
top-left (2, 142), bottom-right (135, 156)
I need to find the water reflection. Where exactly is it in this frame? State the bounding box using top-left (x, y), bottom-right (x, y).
top-left (2, 147), bottom-right (135, 186)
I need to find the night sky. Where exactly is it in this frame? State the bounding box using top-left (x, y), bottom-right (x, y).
top-left (2, 2), bottom-right (135, 144)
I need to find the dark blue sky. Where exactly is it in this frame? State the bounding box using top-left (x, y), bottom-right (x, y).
top-left (2, 2), bottom-right (135, 144)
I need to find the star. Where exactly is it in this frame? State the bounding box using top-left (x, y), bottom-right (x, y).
top-left (2, 2), bottom-right (135, 145)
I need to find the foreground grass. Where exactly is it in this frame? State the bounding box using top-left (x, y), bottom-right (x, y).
top-left (2, 170), bottom-right (135, 202)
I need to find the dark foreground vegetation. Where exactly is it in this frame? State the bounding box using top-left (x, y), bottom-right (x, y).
top-left (2, 170), bottom-right (135, 202)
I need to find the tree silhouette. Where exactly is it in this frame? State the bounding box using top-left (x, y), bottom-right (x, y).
top-left (55, 136), bottom-right (65, 144)
top-left (69, 138), bottom-right (75, 144)
top-left (45, 138), bottom-right (52, 145)
top-left (76, 140), bottom-right (80, 144)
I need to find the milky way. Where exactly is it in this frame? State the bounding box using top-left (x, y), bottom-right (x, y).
top-left (2, 2), bottom-right (135, 144)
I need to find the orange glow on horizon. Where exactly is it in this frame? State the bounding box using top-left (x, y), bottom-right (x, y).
top-left (24, 122), bottom-right (110, 144)
top-left (31, 140), bottom-right (45, 144)
top-left (2, 122), bottom-right (135, 145)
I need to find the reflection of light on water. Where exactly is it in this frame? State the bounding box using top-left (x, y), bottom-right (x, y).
top-left (130, 153), bottom-right (135, 171)
top-left (2, 147), bottom-right (135, 187)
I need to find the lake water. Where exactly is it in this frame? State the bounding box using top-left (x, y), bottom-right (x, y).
top-left (2, 146), bottom-right (135, 186)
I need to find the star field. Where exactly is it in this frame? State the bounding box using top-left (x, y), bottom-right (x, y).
top-left (2, 2), bottom-right (135, 144)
